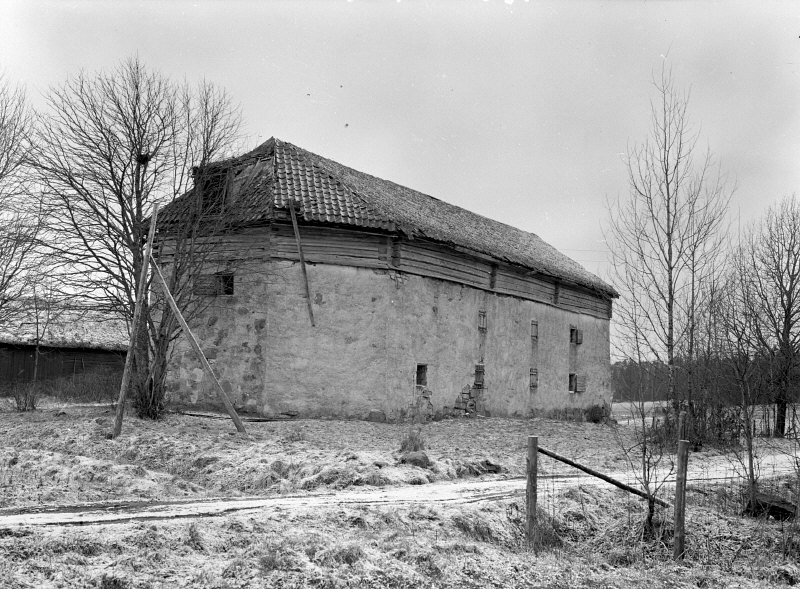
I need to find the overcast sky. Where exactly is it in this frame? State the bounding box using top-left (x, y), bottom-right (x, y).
top-left (1, 0), bottom-right (798, 281)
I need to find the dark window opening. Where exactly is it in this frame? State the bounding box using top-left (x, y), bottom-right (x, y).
top-left (569, 373), bottom-right (577, 392)
top-left (195, 167), bottom-right (234, 215)
top-left (219, 273), bottom-right (234, 295)
top-left (416, 364), bottom-right (428, 387)
top-left (194, 272), bottom-right (235, 296)
top-left (570, 326), bottom-right (584, 345)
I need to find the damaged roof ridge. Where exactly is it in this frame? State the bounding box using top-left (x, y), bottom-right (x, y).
top-left (275, 139), bottom-right (394, 227)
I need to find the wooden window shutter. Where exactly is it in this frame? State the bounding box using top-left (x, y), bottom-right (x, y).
top-left (576, 374), bottom-right (587, 393)
top-left (531, 320), bottom-right (538, 341)
top-left (576, 329), bottom-right (583, 345)
top-left (478, 310), bottom-right (487, 332)
top-left (474, 363), bottom-right (485, 388)
top-left (529, 368), bottom-right (538, 389)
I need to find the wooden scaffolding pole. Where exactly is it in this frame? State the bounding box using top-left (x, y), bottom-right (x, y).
top-left (150, 256), bottom-right (247, 435)
top-left (289, 202), bottom-right (315, 327)
top-left (112, 206), bottom-right (159, 439)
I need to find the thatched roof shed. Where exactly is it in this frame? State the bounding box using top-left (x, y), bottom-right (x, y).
top-left (0, 305), bottom-right (127, 351)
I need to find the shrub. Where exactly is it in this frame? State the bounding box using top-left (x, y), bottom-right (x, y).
top-left (12, 383), bottom-right (36, 412)
top-left (400, 427), bottom-right (426, 453)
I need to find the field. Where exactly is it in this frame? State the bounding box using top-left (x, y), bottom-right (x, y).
top-left (1, 399), bottom-right (799, 588)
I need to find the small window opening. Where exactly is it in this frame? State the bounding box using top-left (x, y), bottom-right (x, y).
top-left (568, 373), bottom-right (577, 393)
top-left (219, 273), bottom-right (234, 295)
top-left (416, 364), bottom-right (428, 387)
top-left (478, 310), bottom-right (487, 332)
top-left (529, 368), bottom-right (538, 389)
top-left (194, 272), bottom-right (235, 296)
top-left (569, 326), bottom-right (577, 344)
top-left (531, 320), bottom-right (538, 341)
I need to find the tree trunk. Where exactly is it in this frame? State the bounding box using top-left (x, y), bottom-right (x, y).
top-left (131, 297), bottom-right (153, 417)
top-left (775, 394), bottom-right (787, 438)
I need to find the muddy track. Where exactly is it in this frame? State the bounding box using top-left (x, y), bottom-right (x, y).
top-left (1, 452), bottom-right (795, 528)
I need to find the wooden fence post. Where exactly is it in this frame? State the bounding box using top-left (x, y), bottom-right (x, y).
top-left (526, 435), bottom-right (538, 548)
top-left (678, 410), bottom-right (687, 443)
top-left (674, 439), bottom-right (689, 559)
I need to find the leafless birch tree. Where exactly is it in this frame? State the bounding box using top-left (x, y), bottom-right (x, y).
top-left (33, 57), bottom-right (241, 416)
top-left (606, 67), bottom-right (731, 420)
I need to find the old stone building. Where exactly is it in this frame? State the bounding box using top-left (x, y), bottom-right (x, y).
top-left (159, 138), bottom-right (617, 420)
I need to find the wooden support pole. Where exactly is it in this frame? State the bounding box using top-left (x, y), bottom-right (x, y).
top-left (674, 439), bottom-right (689, 559)
top-left (289, 203), bottom-right (315, 327)
top-left (526, 435), bottom-right (538, 548)
top-left (113, 206), bottom-right (159, 439)
top-left (537, 445), bottom-right (671, 508)
top-left (150, 255), bottom-right (247, 435)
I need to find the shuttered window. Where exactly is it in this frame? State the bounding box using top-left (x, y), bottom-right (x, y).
top-left (478, 310), bottom-right (487, 332)
top-left (576, 374), bottom-right (587, 393)
top-left (568, 373), bottom-right (577, 393)
top-left (531, 320), bottom-right (538, 341)
top-left (529, 368), bottom-right (538, 389)
top-left (474, 363), bottom-right (485, 388)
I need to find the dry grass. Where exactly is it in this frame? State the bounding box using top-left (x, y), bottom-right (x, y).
top-left (2, 403), bottom-right (800, 587)
top-left (0, 405), bottom-right (639, 509)
top-left (2, 491), bottom-right (798, 588)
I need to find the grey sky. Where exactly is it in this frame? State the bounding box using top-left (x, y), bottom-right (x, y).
top-left (1, 0), bottom-right (798, 279)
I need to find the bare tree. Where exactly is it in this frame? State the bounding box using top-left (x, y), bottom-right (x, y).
top-left (742, 196), bottom-right (800, 437)
top-left (715, 244), bottom-right (768, 506)
top-left (0, 72), bottom-right (38, 326)
top-left (33, 57), bottom-right (241, 416)
top-left (606, 66), bottom-right (731, 420)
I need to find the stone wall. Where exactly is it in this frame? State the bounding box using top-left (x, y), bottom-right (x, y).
top-left (166, 256), bottom-right (612, 419)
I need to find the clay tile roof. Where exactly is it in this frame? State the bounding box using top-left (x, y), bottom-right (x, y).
top-left (160, 137), bottom-right (617, 297)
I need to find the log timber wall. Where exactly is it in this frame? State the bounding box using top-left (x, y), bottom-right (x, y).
top-left (164, 222), bottom-right (613, 418)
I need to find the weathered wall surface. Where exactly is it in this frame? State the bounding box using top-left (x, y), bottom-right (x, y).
top-left (166, 254), bottom-right (612, 418)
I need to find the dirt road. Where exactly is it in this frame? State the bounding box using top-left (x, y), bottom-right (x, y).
top-left (1, 451), bottom-right (795, 528)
